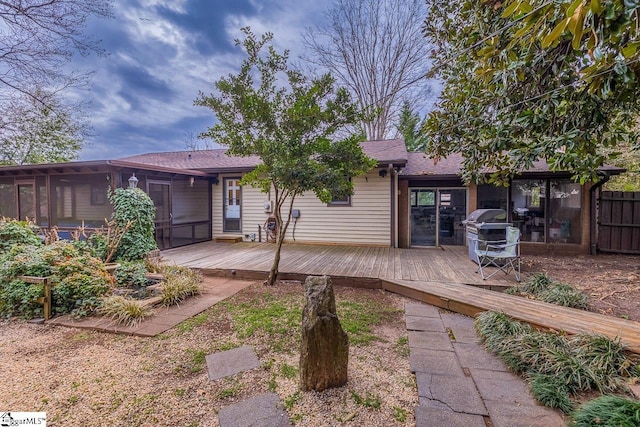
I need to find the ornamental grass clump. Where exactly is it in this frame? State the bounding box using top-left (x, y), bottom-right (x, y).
top-left (506, 273), bottom-right (589, 309)
top-left (160, 267), bottom-right (202, 307)
top-left (475, 311), bottom-right (639, 414)
top-left (99, 295), bottom-right (154, 327)
top-left (570, 395), bottom-right (640, 427)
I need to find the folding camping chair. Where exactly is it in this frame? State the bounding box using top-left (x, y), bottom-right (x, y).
top-left (474, 225), bottom-right (521, 281)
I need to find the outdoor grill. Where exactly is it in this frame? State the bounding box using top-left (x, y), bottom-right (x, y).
top-left (463, 209), bottom-right (510, 264)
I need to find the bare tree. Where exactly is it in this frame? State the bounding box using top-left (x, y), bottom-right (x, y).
top-left (0, 0), bottom-right (112, 104)
top-left (303, 0), bottom-right (430, 141)
top-left (0, 90), bottom-right (87, 165)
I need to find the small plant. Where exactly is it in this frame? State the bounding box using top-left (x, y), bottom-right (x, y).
top-left (395, 336), bottom-right (410, 357)
top-left (284, 391), bottom-right (301, 410)
top-left (0, 218), bottom-right (42, 254)
top-left (474, 311), bottom-right (532, 353)
top-left (507, 273), bottom-right (589, 309)
top-left (393, 406), bottom-right (407, 422)
top-left (114, 261), bottom-right (148, 288)
top-left (185, 348), bottom-right (207, 373)
top-left (267, 374), bottom-right (278, 391)
top-left (279, 363), bottom-right (298, 380)
top-left (350, 390), bottom-right (381, 410)
top-left (538, 283), bottom-right (588, 309)
top-left (99, 295), bottom-right (154, 327)
top-left (520, 273), bottom-right (553, 294)
top-left (570, 395), bottom-right (640, 427)
top-left (160, 267), bottom-right (202, 306)
top-left (528, 373), bottom-right (573, 413)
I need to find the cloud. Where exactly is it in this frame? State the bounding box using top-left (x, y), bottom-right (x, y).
top-left (76, 0), bottom-right (333, 160)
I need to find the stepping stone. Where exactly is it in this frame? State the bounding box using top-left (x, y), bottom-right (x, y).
top-left (440, 313), bottom-right (480, 343)
top-left (453, 342), bottom-right (508, 371)
top-left (416, 372), bottom-right (488, 416)
top-left (405, 315), bottom-right (446, 332)
top-left (218, 392), bottom-right (292, 427)
top-left (206, 345), bottom-right (260, 381)
top-left (484, 401), bottom-right (565, 427)
top-left (405, 303), bottom-right (440, 318)
top-left (409, 348), bottom-right (464, 377)
top-left (415, 406), bottom-right (486, 427)
top-left (408, 330), bottom-right (454, 351)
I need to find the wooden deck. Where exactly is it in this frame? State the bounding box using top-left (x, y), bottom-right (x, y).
top-left (162, 241), bottom-right (640, 354)
top-left (161, 241), bottom-right (513, 287)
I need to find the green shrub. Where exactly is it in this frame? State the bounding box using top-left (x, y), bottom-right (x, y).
top-left (538, 283), bottom-right (589, 309)
top-left (160, 268), bottom-right (202, 306)
top-left (0, 241), bottom-right (113, 318)
top-left (0, 279), bottom-right (44, 318)
top-left (109, 188), bottom-right (157, 261)
top-left (529, 373), bottom-right (574, 414)
top-left (474, 311), bottom-right (532, 352)
top-left (570, 395), bottom-right (640, 427)
top-left (0, 219), bottom-right (42, 255)
top-left (99, 295), bottom-right (154, 327)
top-left (520, 273), bottom-right (553, 294)
top-left (507, 273), bottom-right (589, 309)
top-left (114, 261), bottom-right (148, 287)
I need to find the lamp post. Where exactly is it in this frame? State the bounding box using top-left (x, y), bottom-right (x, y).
top-left (128, 173), bottom-right (139, 189)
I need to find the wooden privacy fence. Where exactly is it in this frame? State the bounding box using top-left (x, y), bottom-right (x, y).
top-left (598, 191), bottom-right (640, 254)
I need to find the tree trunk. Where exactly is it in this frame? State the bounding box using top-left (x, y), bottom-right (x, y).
top-left (265, 236), bottom-right (284, 286)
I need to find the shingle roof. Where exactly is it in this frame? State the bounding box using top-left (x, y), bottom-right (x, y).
top-left (402, 152), bottom-right (464, 176)
top-left (119, 139), bottom-right (408, 171)
top-left (401, 152), bottom-right (625, 177)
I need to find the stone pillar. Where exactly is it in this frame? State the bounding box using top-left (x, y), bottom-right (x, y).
top-left (299, 276), bottom-right (349, 392)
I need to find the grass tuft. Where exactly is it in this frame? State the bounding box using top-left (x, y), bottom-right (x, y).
top-left (99, 295), bottom-right (154, 327)
top-left (528, 373), bottom-right (574, 414)
top-left (160, 267), bottom-right (202, 306)
top-left (507, 273), bottom-right (589, 309)
top-left (476, 311), bottom-right (638, 412)
top-left (570, 395), bottom-right (640, 427)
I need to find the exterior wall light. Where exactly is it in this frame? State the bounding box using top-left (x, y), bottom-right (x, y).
top-left (128, 173), bottom-right (139, 189)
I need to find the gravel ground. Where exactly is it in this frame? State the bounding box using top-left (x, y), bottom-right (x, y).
top-left (0, 282), bottom-right (417, 426)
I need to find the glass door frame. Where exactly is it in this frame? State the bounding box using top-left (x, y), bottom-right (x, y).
top-left (409, 187), bottom-right (468, 248)
top-left (15, 179), bottom-right (36, 222)
top-left (223, 177), bottom-right (242, 232)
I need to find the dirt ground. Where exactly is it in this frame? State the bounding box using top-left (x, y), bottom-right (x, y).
top-left (0, 282), bottom-right (418, 427)
top-left (522, 252), bottom-right (640, 321)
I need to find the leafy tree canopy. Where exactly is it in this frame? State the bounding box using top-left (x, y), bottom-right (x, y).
top-left (196, 28), bottom-right (376, 285)
top-left (397, 101), bottom-right (425, 151)
top-left (423, 0), bottom-right (640, 185)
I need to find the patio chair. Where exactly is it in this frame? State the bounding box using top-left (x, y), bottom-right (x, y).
top-left (474, 225), bottom-right (521, 281)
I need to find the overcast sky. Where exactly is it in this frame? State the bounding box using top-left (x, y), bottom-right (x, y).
top-left (76, 0), bottom-right (333, 160)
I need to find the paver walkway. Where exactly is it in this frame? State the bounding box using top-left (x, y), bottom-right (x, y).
top-left (406, 303), bottom-right (566, 427)
top-left (48, 276), bottom-right (254, 336)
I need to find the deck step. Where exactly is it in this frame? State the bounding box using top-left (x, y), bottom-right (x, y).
top-left (383, 278), bottom-right (640, 354)
top-left (215, 236), bottom-right (243, 243)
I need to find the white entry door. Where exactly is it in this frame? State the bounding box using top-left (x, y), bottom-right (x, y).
top-left (224, 178), bottom-right (241, 232)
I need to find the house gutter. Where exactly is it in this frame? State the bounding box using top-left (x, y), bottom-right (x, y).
top-left (589, 172), bottom-right (610, 255)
